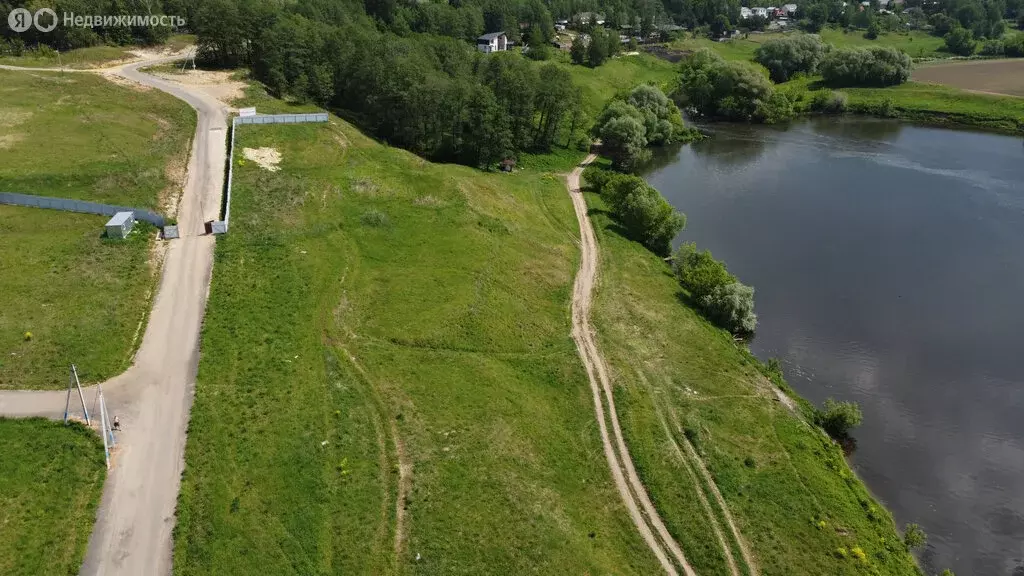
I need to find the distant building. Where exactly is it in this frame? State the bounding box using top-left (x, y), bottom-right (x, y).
top-left (741, 7), bottom-right (752, 18)
top-left (752, 7), bottom-right (769, 17)
top-left (783, 3), bottom-right (798, 14)
top-left (477, 32), bottom-right (508, 53)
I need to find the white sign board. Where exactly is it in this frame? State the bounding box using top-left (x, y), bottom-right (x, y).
top-left (238, 107), bottom-right (257, 117)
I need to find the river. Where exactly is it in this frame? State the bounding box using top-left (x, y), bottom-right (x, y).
top-left (644, 118), bottom-right (1024, 576)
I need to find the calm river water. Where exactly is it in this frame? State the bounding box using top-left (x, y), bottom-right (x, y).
top-left (645, 119), bottom-right (1024, 576)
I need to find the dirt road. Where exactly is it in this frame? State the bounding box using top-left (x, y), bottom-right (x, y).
top-left (0, 57), bottom-right (226, 575)
top-left (565, 156), bottom-right (697, 576)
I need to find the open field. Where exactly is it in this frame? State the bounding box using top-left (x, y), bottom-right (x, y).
top-left (0, 418), bottom-right (106, 576)
top-left (819, 28), bottom-right (946, 59)
top-left (583, 181), bottom-right (923, 576)
top-left (0, 207), bottom-right (156, 389)
top-left (0, 69), bottom-right (193, 389)
top-left (560, 54), bottom-right (678, 124)
top-left (0, 69), bottom-right (194, 209)
top-left (172, 118), bottom-right (665, 575)
top-left (912, 58), bottom-right (1024, 97)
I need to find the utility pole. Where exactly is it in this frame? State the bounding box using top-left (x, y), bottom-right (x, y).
top-left (63, 364), bottom-right (90, 425)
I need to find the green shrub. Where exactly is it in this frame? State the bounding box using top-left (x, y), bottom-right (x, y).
top-left (754, 33), bottom-right (829, 82)
top-left (673, 242), bottom-right (736, 301)
top-left (944, 26), bottom-right (976, 56)
top-left (594, 172), bottom-right (686, 255)
top-left (810, 90), bottom-right (849, 114)
top-left (820, 46), bottom-right (912, 87)
top-left (699, 282), bottom-right (758, 333)
top-left (360, 209), bottom-right (390, 227)
top-left (676, 48), bottom-right (792, 123)
top-left (815, 398), bottom-right (863, 438)
top-left (980, 39), bottom-right (1005, 56)
top-left (903, 523), bottom-right (927, 550)
top-left (1005, 35), bottom-right (1024, 57)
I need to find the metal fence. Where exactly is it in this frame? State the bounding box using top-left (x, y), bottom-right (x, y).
top-left (0, 192), bottom-right (165, 227)
top-left (214, 112), bottom-right (330, 234)
top-left (234, 113), bottom-right (329, 126)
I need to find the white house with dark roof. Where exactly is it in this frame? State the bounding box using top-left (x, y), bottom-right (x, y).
top-left (477, 32), bottom-right (509, 53)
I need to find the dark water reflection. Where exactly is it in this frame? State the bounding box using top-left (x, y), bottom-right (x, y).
top-left (645, 118), bottom-right (1024, 576)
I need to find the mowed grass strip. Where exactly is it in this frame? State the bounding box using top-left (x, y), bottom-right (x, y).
top-left (584, 189), bottom-right (923, 576)
top-left (173, 118), bottom-right (663, 574)
top-left (0, 69), bottom-right (194, 209)
top-left (0, 418), bottom-right (106, 576)
top-left (0, 69), bottom-right (193, 389)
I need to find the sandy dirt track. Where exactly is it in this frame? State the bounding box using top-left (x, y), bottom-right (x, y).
top-left (0, 57), bottom-right (226, 575)
top-left (566, 155), bottom-right (696, 576)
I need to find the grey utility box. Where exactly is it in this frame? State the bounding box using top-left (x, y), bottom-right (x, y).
top-left (105, 211), bottom-right (136, 239)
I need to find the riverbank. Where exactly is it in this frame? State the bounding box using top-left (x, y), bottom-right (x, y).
top-left (642, 120), bottom-right (1024, 575)
top-left (780, 77), bottom-right (1024, 135)
top-left (581, 161), bottom-right (923, 576)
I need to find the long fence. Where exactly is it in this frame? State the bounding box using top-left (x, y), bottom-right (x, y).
top-left (214, 112), bottom-right (330, 234)
top-left (0, 192), bottom-right (166, 227)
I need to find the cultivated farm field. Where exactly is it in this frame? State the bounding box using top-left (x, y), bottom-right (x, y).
top-left (913, 58), bottom-right (1024, 97)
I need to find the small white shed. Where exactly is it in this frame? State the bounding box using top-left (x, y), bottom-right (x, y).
top-left (105, 211), bottom-right (136, 239)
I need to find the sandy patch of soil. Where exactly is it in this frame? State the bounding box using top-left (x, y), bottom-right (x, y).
top-left (153, 69), bottom-right (247, 103)
top-left (100, 70), bottom-right (152, 92)
top-left (0, 133), bottom-right (24, 149)
top-left (243, 147), bottom-right (282, 172)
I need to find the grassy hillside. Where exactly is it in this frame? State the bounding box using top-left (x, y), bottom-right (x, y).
top-left (172, 117), bottom-right (663, 575)
top-left (0, 69), bottom-right (193, 389)
top-left (561, 54), bottom-right (678, 121)
top-left (0, 35), bottom-right (195, 69)
top-left (0, 69), bottom-right (194, 209)
top-left (583, 184), bottom-right (923, 576)
top-left (0, 419), bottom-right (106, 576)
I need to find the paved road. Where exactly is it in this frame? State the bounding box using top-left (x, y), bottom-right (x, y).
top-left (565, 156), bottom-right (696, 576)
top-left (0, 57), bottom-right (227, 576)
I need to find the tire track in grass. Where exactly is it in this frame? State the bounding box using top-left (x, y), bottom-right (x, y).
top-left (565, 154), bottom-right (695, 576)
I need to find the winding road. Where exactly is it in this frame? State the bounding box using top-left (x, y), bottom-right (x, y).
top-left (565, 156), bottom-right (697, 576)
top-left (0, 57), bottom-right (227, 575)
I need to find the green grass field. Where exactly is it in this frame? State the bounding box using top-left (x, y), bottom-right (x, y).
top-left (172, 117), bottom-right (663, 575)
top-left (0, 418), bottom-right (106, 576)
top-left (0, 69), bottom-right (193, 389)
top-left (819, 28), bottom-right (946, 59)
top-left (561, 54), bottom-right (678, 122)
top-left (583, 184), bottom-right (923, 576)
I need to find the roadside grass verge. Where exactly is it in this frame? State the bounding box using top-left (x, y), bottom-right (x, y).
top-left (0, 418), bottom-right (106, 576)
top-left (0, 69), bottom-right (193, 389)
top-left (583, 188), bottom-right (923, 576)
top-left (173, 117), bottom-right (664, 575)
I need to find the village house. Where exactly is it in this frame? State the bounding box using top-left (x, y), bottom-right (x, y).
top-left (477, 32), bottom-right (509, 53)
